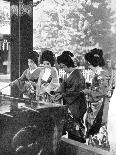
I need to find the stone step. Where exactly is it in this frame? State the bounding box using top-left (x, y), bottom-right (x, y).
top-left (57, 137), bottom-right (110, 155)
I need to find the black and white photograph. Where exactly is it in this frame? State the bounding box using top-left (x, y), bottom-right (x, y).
top-left (0, 0), bottom-right (116, 154)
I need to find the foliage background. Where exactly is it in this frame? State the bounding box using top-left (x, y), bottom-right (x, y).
top-left (33, 0), bottom-right (116, 65)
top-left (0, 1), bottom-right (10, 36)
top-left (0, 0), bottom-right (116, 64)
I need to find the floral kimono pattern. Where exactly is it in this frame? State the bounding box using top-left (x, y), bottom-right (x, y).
top-left (36, 67), bottom-right (59, 103)
top-left (85, 70), bottom-right (110, 150)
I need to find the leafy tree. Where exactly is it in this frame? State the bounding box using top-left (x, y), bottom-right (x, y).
top-left (0, 3), bottom-right (10, 25)
top-left (77, 0), bottom-right (115, 53)
top-left (33, 0), bottom-right (81, 55)
top-left (33, 0), bottom-right (115, 56)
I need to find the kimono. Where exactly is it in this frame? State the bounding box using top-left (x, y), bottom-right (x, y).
top-left (85, 70), bottom-right (110, 150)
top-left (58, 69), bottom-right (87, 143)
top-left (36, 67), bottom-right (59, 103)
top-left (107, 87), bottom-right (116, 154)
top-left (102, 68), bottom-right (115, 124)
top-left (13, 67), bottom-right (42, 99)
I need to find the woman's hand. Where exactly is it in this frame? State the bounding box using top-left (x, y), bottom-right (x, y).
top-left (37, 84), bottom-right (47, 95)
top-left (39, 84), bottom-right (46, 94)
top-left (54, 93), bottom-right (62, 101)
top-left (9, 82), bottom-right (15, 87)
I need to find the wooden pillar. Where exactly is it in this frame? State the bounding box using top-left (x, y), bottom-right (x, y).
top-left (10, 0), bottom-right (33, 97)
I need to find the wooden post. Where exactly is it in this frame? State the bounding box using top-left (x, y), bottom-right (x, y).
top-left (10, 0), bottom-right (33, 97)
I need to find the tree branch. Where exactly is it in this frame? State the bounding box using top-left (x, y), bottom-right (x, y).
top-left (33, 0), bottom-right (45, 7)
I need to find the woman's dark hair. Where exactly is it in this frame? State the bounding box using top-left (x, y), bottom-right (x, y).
top-left (85, 48), bottom-right (105, 67)
top-left (28, 51), bottom-right (39, 66)
top-left (57, 51), bottom-right (74, 68)
top-left (40, 50), bottom-right (55, 67)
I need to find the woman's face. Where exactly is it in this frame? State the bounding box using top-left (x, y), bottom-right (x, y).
top-left (89, 65), bottom-right (95, 71)
top-left (59, 63), bottom-right (69, 73)
top-left (43, 61), bottom-right (51, 68)
top-left (106, 59), bottom-right (112, 68)
top-left (28, 59), bottom-right (36, 69)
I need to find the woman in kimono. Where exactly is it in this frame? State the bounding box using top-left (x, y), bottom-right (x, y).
top-left (56, 51), bottom-right (87, 143)
top-left (101, 55), bottom-right (115, 128)
top-left (83, 48), bottom-right (110, 150)
top-left (107, 85), bottom-right (116, 154)
top-left (36, 50), bottom-right (59, 103)
top-left (10, 51), bottom-right (41, 99)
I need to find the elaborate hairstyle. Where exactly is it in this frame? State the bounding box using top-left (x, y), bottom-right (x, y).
top-left (28, 51), bottom-right (39, 66)
top-left (85, 48), bottom-right (105, 67)
top-left (57, 51), bottom-right (74, 68)
top-left (40, 50), bottom-right (55, 67)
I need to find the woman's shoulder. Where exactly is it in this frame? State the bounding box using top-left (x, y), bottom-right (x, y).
top-left (100, 69), bottom-right (110, 79)
top-left (51, 67), bottom-right (58, 73)
top-left (36, 67), bottom-right (44, 72)
top-left (51, 66), bottom-right (57, 70)
top-left (97, 70), bottom-right (109, 85)
top-left (23, 68), bottom-right (29, 74)
top-left (32, 67), bottom-right (43, 74)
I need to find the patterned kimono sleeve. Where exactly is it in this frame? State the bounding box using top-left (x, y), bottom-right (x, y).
top-left (57, 74), bottom-right (67, 93)
top-left (90, 74), bottom-right (108, 100)
top-left (66, 71), bottom-right (85, 92)
top-left (14, 70), bottom-right (27, 82)
top-left (13, 70), bottom-right (28, 92)
top-left (36, 69), bottom-right (44, 95)
top-left (45, 68), bottom-right (60, 93)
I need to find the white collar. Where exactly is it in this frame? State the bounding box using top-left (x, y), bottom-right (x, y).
top-left (67, 69), bottom-right (75, 78)
top-left (29, 68), bottom-right (37, 74)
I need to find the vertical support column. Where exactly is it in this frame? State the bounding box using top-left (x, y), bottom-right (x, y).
top-left (7, 43), bottom-right (11, 74)
top-left (10, 0), bottom-right (33, 97)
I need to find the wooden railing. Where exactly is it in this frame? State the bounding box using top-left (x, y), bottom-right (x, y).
top-left (58, 67), bottom-right (94, 84)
